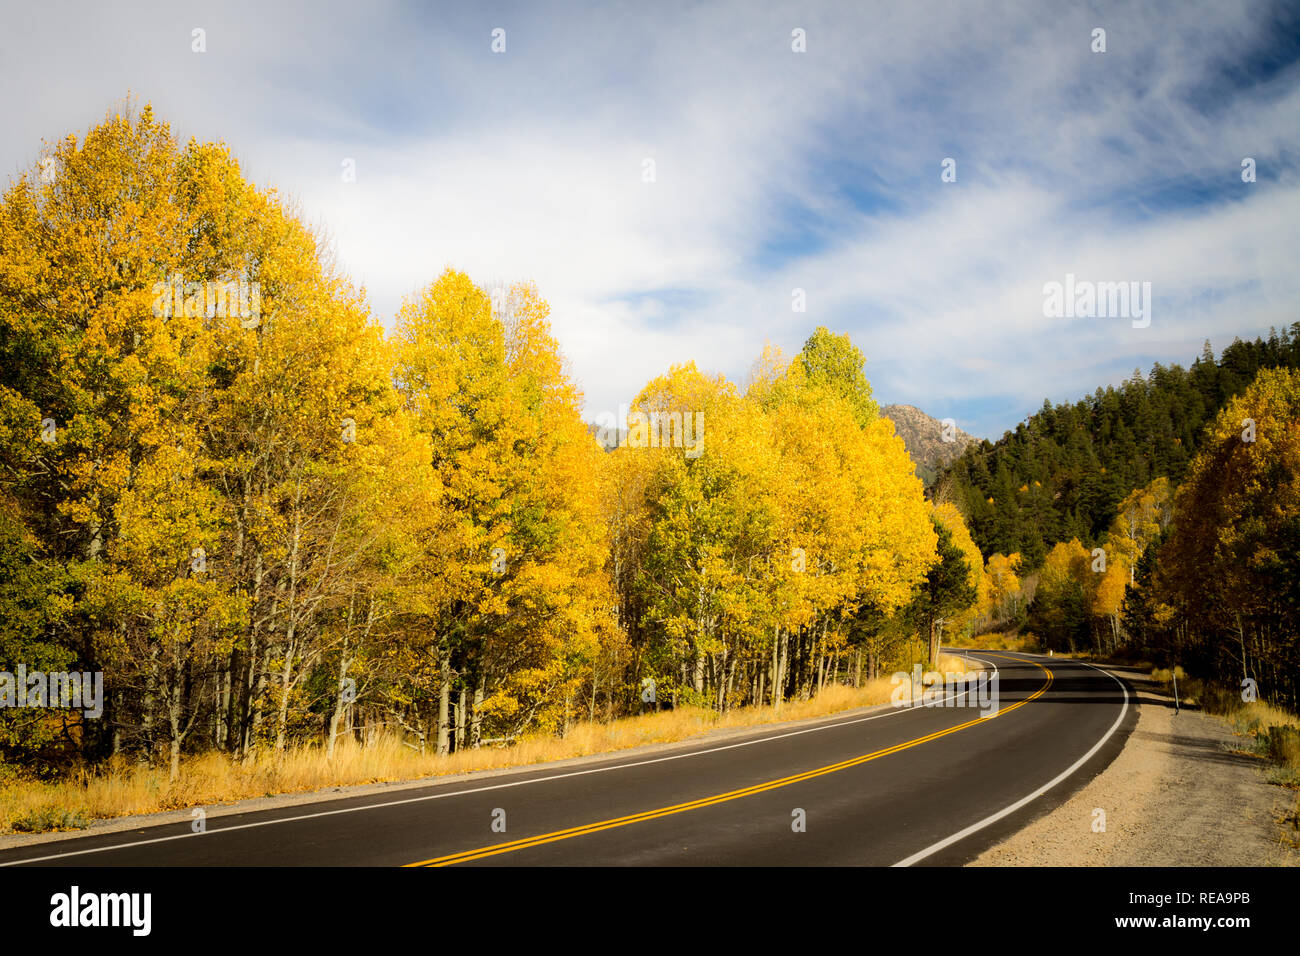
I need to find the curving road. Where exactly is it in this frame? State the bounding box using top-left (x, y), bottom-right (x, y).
top-left (0, 651), bottom-right (1134, 867)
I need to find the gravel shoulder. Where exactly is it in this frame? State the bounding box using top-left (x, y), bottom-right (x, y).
top-left (970, 664), bottom-right (1300, 866)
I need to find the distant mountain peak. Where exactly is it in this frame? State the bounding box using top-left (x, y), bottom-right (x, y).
top-left (881, 404), bottom-right (975, 484)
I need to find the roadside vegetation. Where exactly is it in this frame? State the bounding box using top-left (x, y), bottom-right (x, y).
top-left (945, 630), bottom-right (1040, 654)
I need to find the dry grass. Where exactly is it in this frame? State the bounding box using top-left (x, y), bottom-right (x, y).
top-left (0, 656), bottom-right (981, 834)
top-left (948, 631), bottom-right (1041, 653)
top-left (1232, 700), bottom-right (1300, 732)
top-left (1225, 701), bottom-right (1300, 788)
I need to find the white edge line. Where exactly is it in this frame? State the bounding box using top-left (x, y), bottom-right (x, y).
top-left (891, 653), bottom-right (1130, 867)
top-left (3, 654), bottom-right (997, 866)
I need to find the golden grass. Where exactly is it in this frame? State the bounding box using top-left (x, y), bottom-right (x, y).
top-left (1150, 665), bottom-right (1188, 684)
top-left (1230, 702), bottom-right (1300, 788)
top-left (0, 657), bottom-right (983, 834)
top-left (947, 631), bottom-right (1041, 653)
top-left (1233, 700), bottom-right (1300, 732)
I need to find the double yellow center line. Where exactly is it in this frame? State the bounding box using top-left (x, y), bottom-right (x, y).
top-left (405, 654), bottom-right (1052, 866)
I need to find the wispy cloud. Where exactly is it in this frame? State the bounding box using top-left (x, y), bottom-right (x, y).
top-left (3, 0), bottom-right (1297, 437)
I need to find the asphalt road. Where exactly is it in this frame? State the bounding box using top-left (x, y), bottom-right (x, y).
top-left (0, 650), bottom-right (1134, 866)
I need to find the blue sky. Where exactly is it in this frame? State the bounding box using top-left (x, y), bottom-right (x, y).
top-left (2, 0), bottom-right (1298, 438)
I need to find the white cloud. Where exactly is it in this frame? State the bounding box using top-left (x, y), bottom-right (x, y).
top-left (2, 0), bottom-right (1297, 437)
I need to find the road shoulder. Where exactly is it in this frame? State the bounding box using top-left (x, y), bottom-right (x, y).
top-left (969, 663), bottom-right (1300, 866)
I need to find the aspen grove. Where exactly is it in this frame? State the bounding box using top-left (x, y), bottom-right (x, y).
top-left (0, 106), bottom-right (987, 776)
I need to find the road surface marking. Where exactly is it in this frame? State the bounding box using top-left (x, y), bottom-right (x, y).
top-left (406, 657), bottom-right (1051, 866)
top-left (0, 654), bottom-right (995, 866)
top-left (891, 652), bottom-right (1129, 866)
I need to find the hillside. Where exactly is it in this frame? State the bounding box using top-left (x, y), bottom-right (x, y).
top-left (938, 325), bottom-right (1300, 563)
top-left (881, 404), bottom-right (976, 486)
